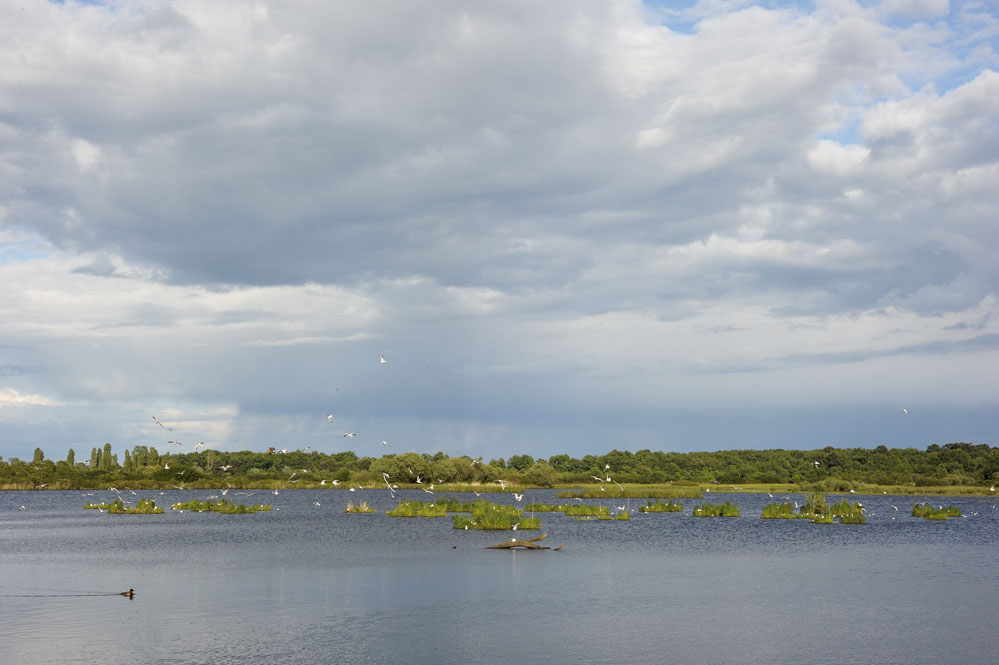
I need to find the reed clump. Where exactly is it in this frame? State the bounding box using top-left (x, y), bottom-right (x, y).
top-left (800, 492), bottom-right (829, 517)
top-left (170, 499), bottom-right (270, 513)
top-left (639, 499), bottom-right (683, 513)
top-left (562, 503), bottom-right (610, 517)
top-left (523, 502), bottom-right (561, 512)
top-left (436, 497), bottom-right (474, 512)
top-left (829, 499), bottom-right (862, 516)
top-left (386, 500), bottom-right (447, 517)
top-left (760, 502), bottom-right (810, 519)
top-left (799, 494), bottom-right (865, 523)
top-left (837, 510), bottom-right (867, 524)
top-left (86, 497), bottom-right (164, 514)
top-left (452, 500), bottom-right (539, 530)
top-left (344, 500), bottom-right (375, 513)
top-left (614, 511), bottom-right (631, 520)
top-left (912, 503), bottom-right (961, 520)
top-left (692, 501), bottom-right (740, 517)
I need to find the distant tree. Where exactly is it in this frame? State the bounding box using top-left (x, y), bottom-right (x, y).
top-left (507, 454), bottom-right (534, 472)
top-left (101, 442), bottom-right (117, 470)
top-left (430, 458), bottom-right (458, 483)
top-left (547, 454), bottom-right (573, 472)
top-left (33, 447), bottom-right (45, 464)
top-left (66, 449), bottom-right (75, 466)
top-left (91, 447), bottom-right (101, 469)
top-left (523, 462), bottom-right (558, 488)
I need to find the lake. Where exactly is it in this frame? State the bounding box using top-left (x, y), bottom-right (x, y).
top-left (2, 489), bottom-right (998, 664)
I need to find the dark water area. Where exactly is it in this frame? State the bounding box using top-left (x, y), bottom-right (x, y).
top-left (2, 489), bottom-right (998, 664)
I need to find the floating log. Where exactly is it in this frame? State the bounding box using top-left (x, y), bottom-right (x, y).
top-left (487, 533), bottom-right (550, 550)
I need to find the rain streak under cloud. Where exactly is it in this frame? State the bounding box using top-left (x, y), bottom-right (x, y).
top-left (1, 0), bottom-right (997, 461)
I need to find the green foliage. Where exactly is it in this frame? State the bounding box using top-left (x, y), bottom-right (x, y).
top-left (6, 441), bottom-right (999, 492)
top-left (614, 511), bottom-right (631, 520)
top-left (522, 462), bottom-right (559, 487)
top-left (838, 511), bottom-right (867, 524)
top-left (638, 499), bottom-right (683, 513)
top-left (800, 497), bottom-right (865, 523)
top-left (692, 501), bottom-right (740, 517)
top-left (171, 499), bottom-right (270, 513)
top-left (912, 503), bottom-right (962, 519)
top-left (760, 502), bottom-right (810, 519)
top-left (562, 503), bottom-right (609, 516)
top-left (436, 497), bottom-right (474, 512)
top-left (386, 500), bottom-right (447, 517)
top-left (452, 500), bottom-right (539, 530)
top-left (800, 493), bottom-right (828, 517)
top-left (809, 513), bottom-right (835, 524)
top-left (88, 497), bottom-right (164, 514)
top-left (523, 502), bottom-right (560, 512)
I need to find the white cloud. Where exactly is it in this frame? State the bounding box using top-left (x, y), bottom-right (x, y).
top-left (807, 139), bottom-right (871, 175)
top-left (0, 0), bottom-right (996, 457)
top-left (0, 387), bottom-right (56, 407)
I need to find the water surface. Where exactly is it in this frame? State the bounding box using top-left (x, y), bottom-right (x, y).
top-left (2, 490), bottom-right (997, 664)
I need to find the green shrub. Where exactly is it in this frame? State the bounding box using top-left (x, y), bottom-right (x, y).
top-left (912, 503), bottom-right (961, 520)
top-left (838, 511), bottom-right (867, 524)
top-left (171, 499), bottom-right (270, 513)
top-left (92, 497), bottom-right (164, 514)
top-left (386, 500), bottom-right (447, 517)
top-left (523, 502), bottom-right (559, 512)
top-left (562, 503), bottom-right (609, 516)
top-left (639, 499), bottom-right (683, 513)
top-left (452, 500), bottom-right (540, 530)
top-left (692, 501), bottom-right (740, 517)
top-left (761, 502), bottom-right (810, 519)
top-left (800, 492), bottom-right (828, 517)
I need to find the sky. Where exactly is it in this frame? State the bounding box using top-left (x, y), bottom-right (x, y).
top-left (1, 0), bottom-right (997, 463)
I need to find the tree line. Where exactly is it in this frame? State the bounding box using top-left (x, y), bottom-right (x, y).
top-left (2, 441), bottom-right (997, 490)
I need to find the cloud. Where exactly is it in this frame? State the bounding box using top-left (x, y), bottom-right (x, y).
top-left (0, 387), bottom-right (56, 407)
top-left (0, 0), bottom-right (996, 458)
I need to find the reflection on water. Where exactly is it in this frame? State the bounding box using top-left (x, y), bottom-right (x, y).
top-left (2, 490), bottom-right (998, 664)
